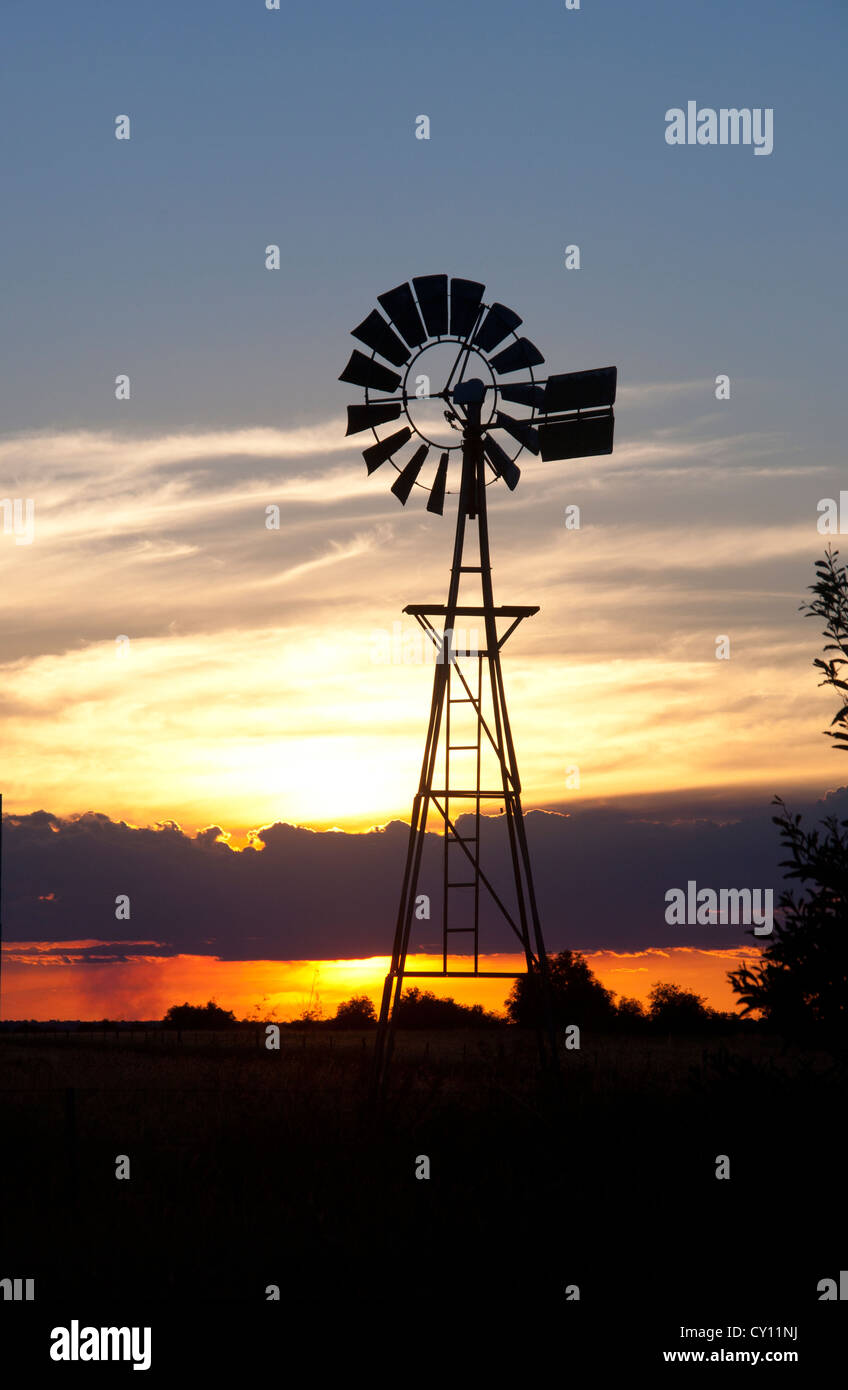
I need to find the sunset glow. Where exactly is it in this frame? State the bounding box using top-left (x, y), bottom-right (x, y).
top-left (1, 945), bottom-right (760, 1022)
top-left (1, 417), bottom-right (841, 839)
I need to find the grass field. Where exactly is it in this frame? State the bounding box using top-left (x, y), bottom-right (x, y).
top-left (1, 1028), bottom-right (844, 1314)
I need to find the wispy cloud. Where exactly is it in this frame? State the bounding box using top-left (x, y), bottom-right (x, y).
top-left (0, 416), bottom-right (839, 828)
top-left (0, 422), bottom-right (352, 473)
top-left (616, 379), bottom-right (705, 405)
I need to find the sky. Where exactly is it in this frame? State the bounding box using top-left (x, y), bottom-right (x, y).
top-left (1, 0), bottom-right (846, 1016)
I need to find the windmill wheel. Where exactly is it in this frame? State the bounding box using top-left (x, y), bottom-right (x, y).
top-left (339, 275), bottom-right (550, 514)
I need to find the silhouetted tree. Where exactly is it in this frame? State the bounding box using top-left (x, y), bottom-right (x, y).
top-left (805, 546), bottom-right (848, 751)
top-left (729, 798), bottom-right (848, 1045)
top-left (287, 1005), bottom-right (324, 1027)
top-left (393, 987), bottom-right (502, 1029)
top-left (648, 981), bottom-right (713, 1033)
top-left (329, 995), bottom-right (377, 1028)
top-left (615, 996), bottom-right (647, 1029)
top-left (506, 950), bottom-right (617, 1029)
top-left (163, 1000), bottom-right (237, 1029)
top-left (728, 550), bottom-right (848, 1047)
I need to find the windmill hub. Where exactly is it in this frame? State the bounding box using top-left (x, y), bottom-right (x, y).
top-left (451, 378), bottom-right (486, 406)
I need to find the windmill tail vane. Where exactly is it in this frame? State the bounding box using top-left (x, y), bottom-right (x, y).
top-left (340, 275), bottom-right (617, 1089)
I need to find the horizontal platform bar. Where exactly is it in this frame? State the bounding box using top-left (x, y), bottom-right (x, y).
top-left (431, 790), bottom-right (506, 798)
top-left (393, 971), bottom-right (531, 979)
top-left (404, 604), bottom-right (539, 618)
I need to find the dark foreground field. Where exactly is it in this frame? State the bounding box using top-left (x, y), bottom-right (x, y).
top-left (1, 1028), bottom-right (845, 1350)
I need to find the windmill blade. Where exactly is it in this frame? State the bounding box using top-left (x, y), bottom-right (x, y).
top-left (413, 274), bottom-right (449, 337)
top-left (391, 445), bottom-right (429, 504)
top-left (377, 282), bottom-right (428, 348)
top-left (538, 411), bottom-right (615, 461)
top-left (495, 411), bottom-right (539, 455)
top-left (489, 337), bottom-right (545, 375)
top-left (363, 426), bottom-right (412, 474)
top-left (346, 402), bottom-right (403, 437)
top-left (543, 366), bottom-right (617, 413)
top-left (483, 436), bottom-right (521, 491)
top-left (426, 452), bottom-right (449, 515)
top-left (499, 381), bottom-right (545, 409)
top-left (339, 349), bottom-right (401, 394)
top-left (450, 278), bottom-right (485, 337)
top-left (351, 310), bottom-right (411, 368)
top-left (473, 302), bottom-right (522, 353)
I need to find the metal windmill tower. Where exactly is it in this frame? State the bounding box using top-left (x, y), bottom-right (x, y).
top-left (340, 276), bottom-right (616, 1088)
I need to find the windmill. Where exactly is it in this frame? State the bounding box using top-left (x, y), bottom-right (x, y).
top-left (340, 275), bottom-right (616, 1088)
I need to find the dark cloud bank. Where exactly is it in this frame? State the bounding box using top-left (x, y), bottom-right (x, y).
top-left (6, 788), bottom-right (848, 961)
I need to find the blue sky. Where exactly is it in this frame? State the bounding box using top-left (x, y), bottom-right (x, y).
top-left (2, 0), bottom-right (845, 432)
